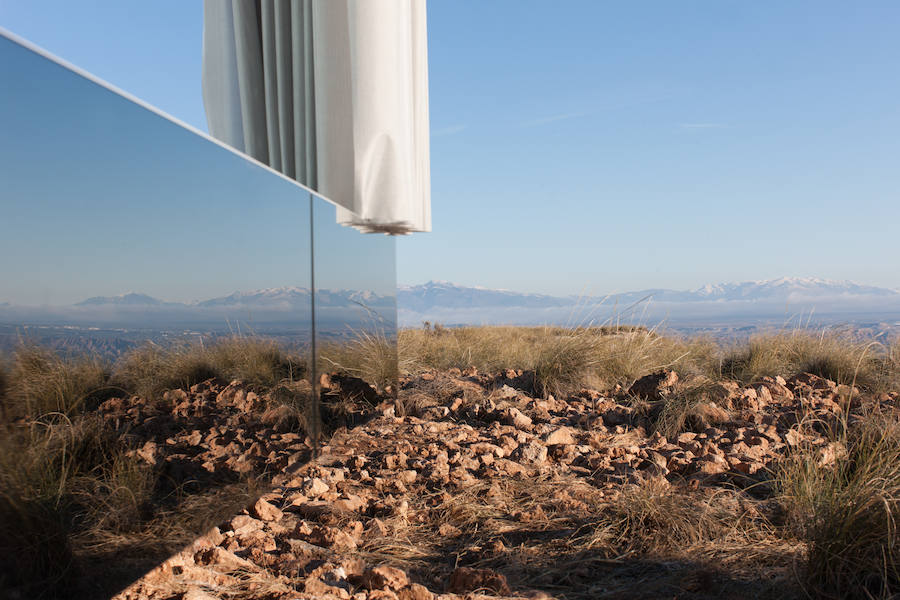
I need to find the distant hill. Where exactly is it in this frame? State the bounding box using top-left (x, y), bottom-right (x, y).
top-left (76, 292), bottom-right (175, 307)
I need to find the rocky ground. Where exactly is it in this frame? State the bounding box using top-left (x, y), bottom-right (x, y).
top-left (97, 366), bottom-right (897, 600)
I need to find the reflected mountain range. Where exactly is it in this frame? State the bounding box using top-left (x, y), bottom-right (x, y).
top-left (0, 287), bottom-right (396, 358)
top-left (0, 286), bottom-right (393, 326)
top-left (73, 287), bottom-right (390, 309)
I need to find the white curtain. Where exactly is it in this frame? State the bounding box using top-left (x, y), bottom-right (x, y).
top-left (202, 0), bottom-right (431, 234)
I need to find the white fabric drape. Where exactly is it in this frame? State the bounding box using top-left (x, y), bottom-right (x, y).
top-left (202, 0), bottom-right (431, 234)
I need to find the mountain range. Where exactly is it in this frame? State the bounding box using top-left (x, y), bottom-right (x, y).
top-left (397, 278), bottom-right (900, 328)
top-left (75, 286), bottom-right (391, 309)
top-left (3, 278), bottom-right (900, 332)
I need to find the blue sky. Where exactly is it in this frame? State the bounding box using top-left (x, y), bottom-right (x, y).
top-left (2, 1), bottom-right (899, 296)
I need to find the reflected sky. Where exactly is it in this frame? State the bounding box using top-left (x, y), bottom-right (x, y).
top-left (0, 34), bottom-right (313, 306)
top-left (314, 196), bottom-right (397, 336)
top-left (0, 31), bottom-right (397, 348)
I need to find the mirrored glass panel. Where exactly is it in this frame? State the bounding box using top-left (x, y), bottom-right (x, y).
top-left (313, 195), bottom-right (399, 398)
top-left (0, 33), bottom-right (316, 598)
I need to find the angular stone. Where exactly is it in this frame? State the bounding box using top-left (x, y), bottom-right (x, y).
top-left (543, 427), bottom-right (576, 446)
top-left (513, 440), bottom-right (548, 465)
top-left (502, 406), bottom-right (533, 430)
top-left (251, 498), bottom-right (283, 522)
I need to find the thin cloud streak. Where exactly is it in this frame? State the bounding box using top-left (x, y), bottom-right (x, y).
top-left (521, 112), bottom-right (589, 127)
top-left (678, 122), bottom-right (728, 130)
top-left (432, 124), bottom-right (467, 136)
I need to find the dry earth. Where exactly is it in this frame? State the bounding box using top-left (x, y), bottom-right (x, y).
top-left (95, 367), bottom-right (897, 600)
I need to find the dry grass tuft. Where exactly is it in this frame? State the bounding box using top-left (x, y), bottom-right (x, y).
top-left (320, 328), bottom-right (399, 393)
top-left (533, 328), bottom-right (603, 398)
top-left (112, 336), bottom-right (305, 399)
top-left (5, 345), bottom-right (108, 419)
top-left (641, 378), bottom-right (732, 438)
top-left (205, 336), bottom-right (305, 389)
top-left (601, 481), bottom-right (749, 553)
top-left (777, 408), bottom-right (900, 599)
top-left (720, 330), bottom-right (896, 391)
top-left (0, 415), bottom-right (156, 594)
top-left (399, 325), bottom-right (719, 393)
top-left (111, 343), bottom-right (218, 401)
top-left (265, 380), bottom-right (314, 433)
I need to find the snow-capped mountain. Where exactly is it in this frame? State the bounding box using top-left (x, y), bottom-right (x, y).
top-left (397, 280), bottom-right (569, 312)
top-left (662, 278), bottom-right (899, 302)
top-left (196, 286), bottom-right (311, 308)
top-left (68, 287), bottom-right (392, 309)
top-left (397, 278), bottom-right (900, 327)
top-left (0, 286), bottom-right (395, 332)
top-left (400, 278), bottom-right (899, 310)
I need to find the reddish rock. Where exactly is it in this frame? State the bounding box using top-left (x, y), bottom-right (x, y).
top-left (361, 565), bottom-right (409, 591)
top-left (251, 498), bottom-right (283, 522)
top-left (398, 583), bottom-right (434, 600)
top-left (513, 440), bottom-right (547, 465)
top-left (543, 426), bottom-right (576, 446)
top-left (448, 567), bottom-right (512, 595)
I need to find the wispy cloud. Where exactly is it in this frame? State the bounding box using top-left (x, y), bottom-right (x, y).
top-left (677, 122), bottom-right (728, 130)
top-left (521, 112), bottom-right (589, 127)
top-left (432, 124), bottom-right (467, 136)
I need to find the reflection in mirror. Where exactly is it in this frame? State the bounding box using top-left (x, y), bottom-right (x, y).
top-left (0, 33), bottom-right (318, 598)
top-left (313, 193), bottom-right (399, 406)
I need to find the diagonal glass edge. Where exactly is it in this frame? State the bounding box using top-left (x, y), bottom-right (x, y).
top-left (0, 26), bottom-right (349, 215)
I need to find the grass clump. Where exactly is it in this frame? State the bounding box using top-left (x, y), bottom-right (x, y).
top-left (4, 345), bottom-right (108, 419)
top-left (399, 325), bottom-right (718, 394)
top-left (205, 336), bottom-right (305, 389)
top-left (0, 415), bottom-right (156, 594)
top-left (112, 336), bottom-right (305, 399)
top-left (721, 330), bottom-right (895, 391)
top-left (111, 343), bottom-right (218, 401)
top-left (777, 410), bottom-right (900, 599)
top-left (645, 379), bottom-right (731, 439)
top-left (533, 328), bottom-right (602, 398)
top-left (320, 329), bottom-right (399, 393)
top-left (603, 481), bottom-right (745, 553)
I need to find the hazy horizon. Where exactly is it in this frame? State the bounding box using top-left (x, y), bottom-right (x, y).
top-left (4, 274), bottom-right (900, 308)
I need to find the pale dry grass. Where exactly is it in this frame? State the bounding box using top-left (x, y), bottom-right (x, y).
top-left (640, 378), bottom-right (732, 439)
top-left (0, 415), bottom-right (156, 593)
top-left (399, 325), bottom-right (719, 394)
top-left (5, 344), bottom-right (109, 419)
top-left (721, 329), bottom-right (897, 391)
top-left (319, 328), bottom-right (400, 393)
top-left (111, 336), bottom-right (305, 400)
top-left (777, 407), bottom-right (900, 599)
top-left (357, 473), bottom-right (792, 599)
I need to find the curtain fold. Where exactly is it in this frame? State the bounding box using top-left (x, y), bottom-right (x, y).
top-left (202, 0), bottom-right (430, 234)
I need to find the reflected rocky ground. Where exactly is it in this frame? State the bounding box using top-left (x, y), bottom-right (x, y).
top-left (0, 335), bottom-right (396, 599)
